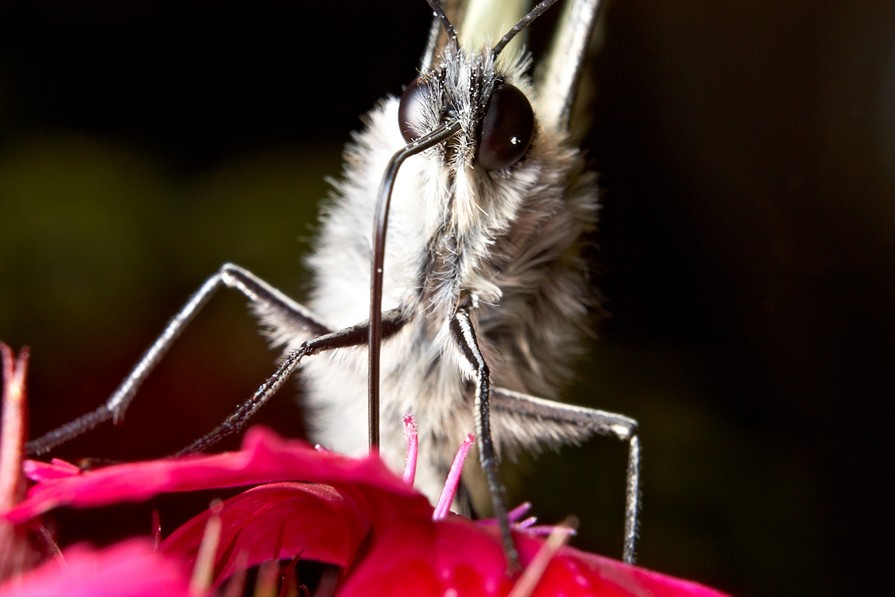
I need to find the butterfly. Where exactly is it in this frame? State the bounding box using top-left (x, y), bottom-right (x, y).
top-left (27, 0), bottom-right (640, 571)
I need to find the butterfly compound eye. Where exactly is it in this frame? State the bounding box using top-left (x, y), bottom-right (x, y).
top-left (398, 78), bottom-right (432, 143)
top-left (477, 83), bottom-right (534, 170)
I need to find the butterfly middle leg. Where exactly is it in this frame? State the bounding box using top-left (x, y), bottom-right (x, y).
top-left (24, 263), bottom-right (405, 456)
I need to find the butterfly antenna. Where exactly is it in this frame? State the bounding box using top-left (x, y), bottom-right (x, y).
top-left (424, 0), bottom-right (459, 48)
top-left (492, 0), bottom-right (560, 57)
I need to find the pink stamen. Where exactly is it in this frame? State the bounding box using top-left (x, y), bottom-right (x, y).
top-left (0, 345), bottom-right (28, 513)
top-left (518, 524), bottom-right (577, 537)
top-left (478, 502), bottom-right (576, 536)
top-left (401, 413), bottom-right (418, 486)
top-left (189, 500), bottom-right (223, 595)
top-left (151, 510), bottom-right (162, 550)
top-left (507, 502), bottom-right (533, 523)
top-left (433, 433), bottom-right (474, 520)
top-left (507, 519), bottom-right (576, 597)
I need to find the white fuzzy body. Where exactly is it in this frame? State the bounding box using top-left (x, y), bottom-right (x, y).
top-left (265, 48), bottom-right (598, 507)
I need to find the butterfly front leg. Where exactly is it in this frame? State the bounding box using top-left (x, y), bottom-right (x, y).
top-left (490, 386), bottom-right (641, 564)
top-left (179, 305), bottom-right (407, 456)
top-left (24, 262), bottom-right (405, 457)
top-left (449, 305), bottom-right (521, 573)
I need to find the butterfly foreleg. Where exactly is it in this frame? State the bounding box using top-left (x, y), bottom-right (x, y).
top-left (490, 386), bottom-right (641, 563)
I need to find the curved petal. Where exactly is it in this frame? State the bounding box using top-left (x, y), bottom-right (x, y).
top-left (514, 532), bottom-right (733, 597)
top-left (21, 458), bottom-right (81, 482)
top-left (3, 426), bottom-right (732, 597)
top-left (4, 427), bottom-right (430, 525)
top-left (341, 519), bottom-right (732, 597)
top-left (161, 482), bottom-right (370, 586)
top-left (0, 539), bottom-right (192, 597)
top-left (338, 517), bottom-right (514, 596)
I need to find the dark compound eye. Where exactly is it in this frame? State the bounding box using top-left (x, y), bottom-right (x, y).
top-left (477, 83), bottom-right (534, 170)
top-left (398, 78), bottom-right (432, 144)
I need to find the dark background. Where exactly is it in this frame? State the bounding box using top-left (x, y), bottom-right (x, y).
top-left (2, 1), bottom-right (893, 595)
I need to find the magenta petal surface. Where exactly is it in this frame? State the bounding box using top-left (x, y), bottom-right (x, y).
top-left (3, 427), bottom-right (430, 525)
top-left (338, 517), bottom-right (513, 596)
top-left (514, 532), bottom-right (733, 597)
top-left (21, 458), bottom-right (81, 482)
top-left (161, 481), bottom-right (370, 585)
top-left (341, 519), bottom-right (732, 597)
top-left (2, 425), bottom-right (733, 596)
top-left (0, 539), bottom-right (192, 597)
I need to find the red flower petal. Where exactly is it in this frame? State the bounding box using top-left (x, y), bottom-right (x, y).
top-left (3, 427), bottom-right (430, 525)
top-left (21, 458), bottom-right (81, 482)
top-left (337, 516), bottom-right (514, 596)
top-left (0, 539), bottom-right (192, 597)
top-left (341, 519), bottom-right (732, 596)
top-left (161, 482), bottom-right (370, 585)
top-left (3, 425), bottom-right (732, 596)
top-left (514, 533), bottom-right (732, 597)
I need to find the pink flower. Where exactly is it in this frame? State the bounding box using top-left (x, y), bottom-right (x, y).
top-left (1, 346), bottom-right (732, 596)
top-left (0, 540), bottom-right (193, 597)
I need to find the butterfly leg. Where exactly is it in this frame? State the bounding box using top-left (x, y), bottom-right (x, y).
top-left (177, 307), bottom-right (406, 455)
top-left (491, 387), bottom-right (641, 564)
top-left (450, 306), bottom-right (521, 573)
top-left (26, 263), bottom-right (330, 455)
